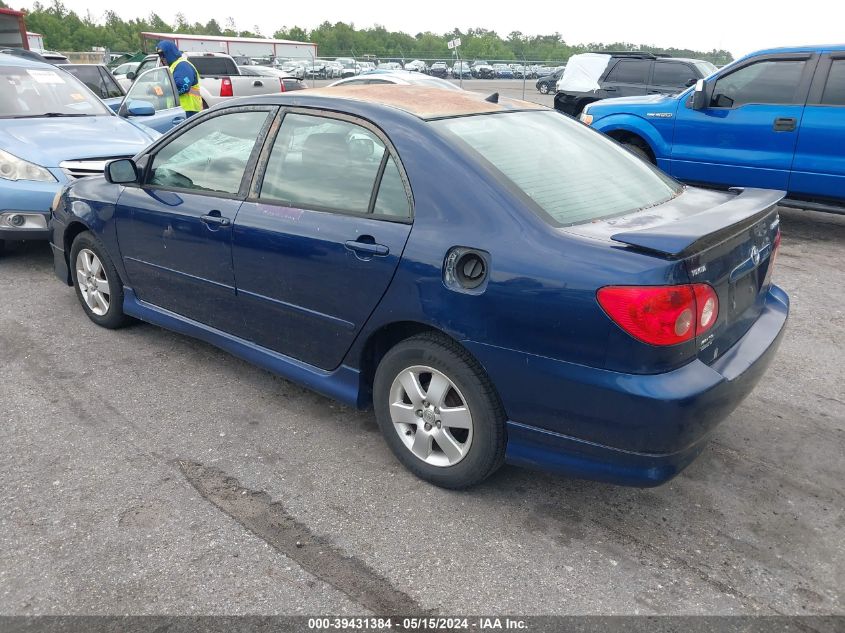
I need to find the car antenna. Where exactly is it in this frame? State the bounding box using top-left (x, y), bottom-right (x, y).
top-left (484, 92), bottom-right (499, 103)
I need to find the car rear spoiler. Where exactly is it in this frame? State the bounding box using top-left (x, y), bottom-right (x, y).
top-left (610, 188), bottom-right (785, 258)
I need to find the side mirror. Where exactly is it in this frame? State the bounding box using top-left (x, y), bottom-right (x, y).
top-left (105, 159), bottom-right (139, 184)
top-left (691, 79), bottom-right (708, 110)
top-left (126, 71), bottom-right (135, 81)
top-left (685, 77), bottom-right (698, 87)
top-left (125, 100), bottom-right (156, 117)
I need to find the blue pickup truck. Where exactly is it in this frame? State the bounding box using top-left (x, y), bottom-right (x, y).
top-left (581, 45), bottom-right (845, 214)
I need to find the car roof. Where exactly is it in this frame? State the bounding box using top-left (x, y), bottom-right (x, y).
top-left (0, 52), bottom-right (55, 68)
top-left (255, 84), bottom-right (545, 120)
top-left (744, 44), bottom-right (845, 57)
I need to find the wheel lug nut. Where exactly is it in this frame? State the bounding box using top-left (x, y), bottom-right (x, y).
top-left (415, 410), bottom-right (423, 417)
top-left (424, 422), bottom-right (432, 431)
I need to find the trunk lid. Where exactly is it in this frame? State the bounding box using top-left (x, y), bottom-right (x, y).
top-left (567, 187), bottom-right (784, 364)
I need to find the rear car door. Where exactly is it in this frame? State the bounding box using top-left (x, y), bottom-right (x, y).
top-left (600, 58), bottom-right (652, 97)
top-left (789, 53), bottom-right (845, 202)
top-left (118, 67), bottom-right (185, 132)
top-left (232, 110), bottom-right (413, 370)
top-left (115, 107), bottom-right (276, 330)
top-left (648, 60), bottom-right (698, 95)
top-left (671, 54), bottom-right (816, 189)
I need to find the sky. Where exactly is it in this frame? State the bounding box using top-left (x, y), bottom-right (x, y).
top-left (18, 0), bottom-right (844, 58)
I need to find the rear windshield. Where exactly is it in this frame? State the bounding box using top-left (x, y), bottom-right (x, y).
top-left (0, 65), bottom-right (111, 117)
top-left (190, 56), bottom-right (237, 76)
top-left (432, 110), bottom-right (682, 226)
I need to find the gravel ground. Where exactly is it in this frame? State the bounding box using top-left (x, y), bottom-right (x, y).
top-left (0, 204), bottom-right (842, 617)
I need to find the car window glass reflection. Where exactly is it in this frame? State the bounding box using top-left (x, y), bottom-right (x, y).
top-left (126, 68), bottom-right (176, 111)
top-left (259, 113), bottom-right (387, 214)
top-left (149, 111), bottom-right (269, 194)
top-left (373, 157), bottom-right (409, 217)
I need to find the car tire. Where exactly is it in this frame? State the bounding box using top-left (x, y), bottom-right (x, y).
top-left (539, 83), bottom-right (550, 94)
top-left (69, 231), bottom-right (131, 329)
top-left (373, 333), bottom-right (506, 489)
top-left (623, 142), bottom-right (655, 164)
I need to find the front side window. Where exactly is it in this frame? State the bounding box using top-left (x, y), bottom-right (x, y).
top-left (259, 113), bottom-right (404, 216)
top-left (134, 57), bottom-right (159, 77)
top-left (125, 68), bottom-right (177, 112)
top-left (606, 59), bottom-right (652, 84)
top-left (711, 60), bottom-right (807, 108)
top-left (433, 111), bottom-right (681, 227)
top-left (821, 60), bottom-right (845, 106)
top-left (652, 62), bottom-right (697, 87)
top-left (149, 110), bottom-right (270, 194)
top-left (0, 65), bottom-right (112, 117)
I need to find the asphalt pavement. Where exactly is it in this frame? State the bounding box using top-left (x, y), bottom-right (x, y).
top-left (0, 205), bottom-right (843, 616)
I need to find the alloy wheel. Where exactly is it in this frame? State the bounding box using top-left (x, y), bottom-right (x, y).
top-left (389, 365), bottom-right (473, 467)
top-left (75, 248), bottom-right (110, 316)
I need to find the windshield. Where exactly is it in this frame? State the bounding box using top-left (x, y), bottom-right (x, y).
top-left (0, 65), bottom-right (112, 117)
top-left (432, 111), bottom-right (682, 226)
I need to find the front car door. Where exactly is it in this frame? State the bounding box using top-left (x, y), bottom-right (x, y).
top-left (789, 53), bottom-right (845, 202)
top-left (600, 58), bottom-right (653, 98)
top-left (118, 67), bottom-right (185, 132)
top-left (670, 53), bottom-right (816, 189)
top-left (115, 107), bottom-right (276, 330)
top-left (232, 110), bottom-right (414, 370)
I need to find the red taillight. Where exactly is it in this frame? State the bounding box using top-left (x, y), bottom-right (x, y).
top-left (220, 78), bottom-right (233, 97)
top-left (597, 284), bottom-right (719, 346)
top-left (279, 78), bottom-right (286, 92)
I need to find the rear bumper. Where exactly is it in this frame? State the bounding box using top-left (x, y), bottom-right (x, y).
top-left (465, 285), bottom-right (789, 486)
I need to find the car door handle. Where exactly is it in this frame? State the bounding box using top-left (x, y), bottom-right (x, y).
top-left (773, 117), bottom-right (797, 132)
top-left (604, 87), bottom-right (617, 92)
top-left (345, 238), bottom-right (389, 257)
top-left (171, 116), bottom-right (184, 125)
top-left (253, 80), bottom-right (263, 87)
top-left (201, 211), bottom-right (231, 227)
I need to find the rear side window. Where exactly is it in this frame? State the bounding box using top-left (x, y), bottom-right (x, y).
top-left (651, 62), bottom-right (697, 87)
top-left (259, 113), bottom-right (400, 216)
top-left (433, 111), bottom-right (681, 227)
top-left (373, 157), bottom-right (410, 217)
top-left (711, 60), bottom-right (807, 107)
top-left (149, 110), bottom-right (269, 194)
top-left (605, 59), bottom-right (651, 84)
top-left (821, 60), bottom-right (845, 106)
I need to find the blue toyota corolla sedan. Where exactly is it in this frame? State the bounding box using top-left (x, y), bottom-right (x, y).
top-left (0, 53), bottom-right (163, 251)
top-left (50, 86), bottom-right (789, 488)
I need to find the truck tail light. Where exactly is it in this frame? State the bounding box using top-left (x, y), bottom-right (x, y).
top-left (220, 78), bottom-right (233, 97)
top-left (597, 284), bottom-right (719, 346)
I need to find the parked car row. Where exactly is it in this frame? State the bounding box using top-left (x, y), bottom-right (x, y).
top-left (12, 42), bottom-right (845, 493)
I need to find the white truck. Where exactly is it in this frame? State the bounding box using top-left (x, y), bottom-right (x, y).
top-left (124, 52), bottom-right (288, 107)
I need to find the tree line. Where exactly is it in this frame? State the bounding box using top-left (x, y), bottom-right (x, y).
top-left (4, 1), bottom-right (734, 65)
